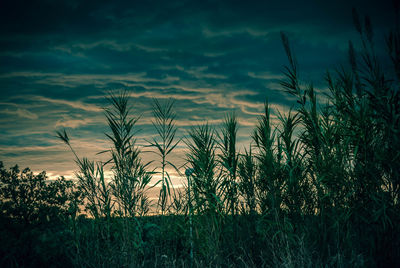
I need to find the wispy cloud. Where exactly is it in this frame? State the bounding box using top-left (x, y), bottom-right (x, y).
top-left (2, 107), bottom-right (38, 120)
top-left (55, 118), bottom-right (94, 128)
top-left (32, 96), bottom-right (102, 112)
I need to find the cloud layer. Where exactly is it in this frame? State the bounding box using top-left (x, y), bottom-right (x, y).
top-left (0, 0), bottom-right (392, 184)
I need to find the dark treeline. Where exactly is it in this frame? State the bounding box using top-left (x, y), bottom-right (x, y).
top-left (1, 9), bottom-right (400, 268)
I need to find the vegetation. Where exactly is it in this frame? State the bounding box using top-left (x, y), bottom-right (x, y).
top-left (1, 9), bottom-right (399, 267)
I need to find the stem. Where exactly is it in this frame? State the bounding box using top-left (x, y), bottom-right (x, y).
top-left (187, 171), bottom-right (194, 267)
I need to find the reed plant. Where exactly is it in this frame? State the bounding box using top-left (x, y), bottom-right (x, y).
top-left (147, 98), bottom-right (180, 215)
top-left (217, 112), bottom-right (239, 217)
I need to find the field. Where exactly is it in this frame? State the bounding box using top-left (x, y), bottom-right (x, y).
top-left (1, 10), bottom-right (400, 267)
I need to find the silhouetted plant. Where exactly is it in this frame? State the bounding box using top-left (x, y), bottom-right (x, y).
top-left (57, 130), bottom-right (113, 219)
top-left (146, 98), bottom-right (180, 215)
top-left (186, 123), bottom-right (223, 215)
top-left (0, 161), bottom-right (80, 224)
top-left (252, 100), bottom-right (282, 215)
top-left (277, 8), bottom-right (400, 263)
top-left (237, 147), bottom-right (257, 215)
top-left (217, 112), bottom-right (239, 216)
top-left (103, 91), bottom-right (152, 218)
top-left (185, 123), bottom-right (226, 263)
top-left (276, 109), bottom-right (307, 216)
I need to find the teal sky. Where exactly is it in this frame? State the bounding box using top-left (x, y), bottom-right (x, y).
top-left (0, 0), bottom-right (393, 183)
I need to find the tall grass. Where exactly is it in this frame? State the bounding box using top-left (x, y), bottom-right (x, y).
top-left (218, 113), bottom-right (239, 217)
top-left (147, 98), bottom-right (180, 215)
top-left (252, 100), bottom-right (281, 215)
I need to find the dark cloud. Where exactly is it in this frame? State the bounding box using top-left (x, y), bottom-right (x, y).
top-left (0, 0), bottom-right (394, 180)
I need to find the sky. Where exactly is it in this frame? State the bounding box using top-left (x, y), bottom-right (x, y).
top-left (0, 0), bottom-right (394, 185)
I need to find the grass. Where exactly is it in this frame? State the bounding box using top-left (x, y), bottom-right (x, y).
top-left (1, 7), bottom-right (400, 268)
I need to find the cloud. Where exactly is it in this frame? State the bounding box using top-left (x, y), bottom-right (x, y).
top-left (32, 96), bottom-right (102, 112)
top-left (2, 107), bottom-right (38, 120)
top-left (55, 118), bottom-right (93, 128)
top-left (0, 0), bottom-right (392, 184)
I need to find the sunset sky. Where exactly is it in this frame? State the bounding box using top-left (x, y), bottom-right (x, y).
top-left (0, 0), bottom-right (393, 185)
